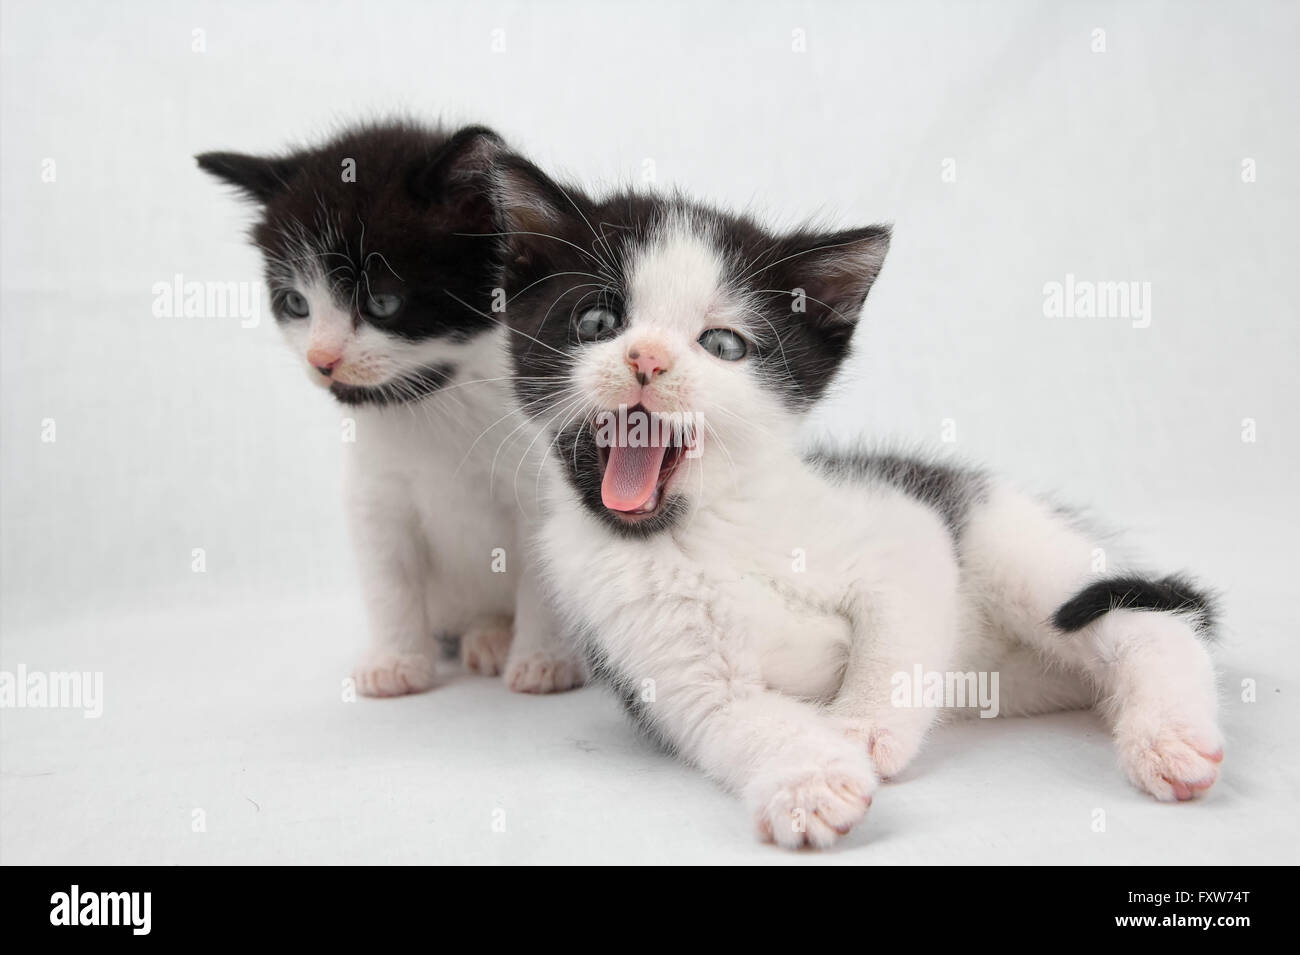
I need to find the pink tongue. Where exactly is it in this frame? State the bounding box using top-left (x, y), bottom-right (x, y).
top-left (601, 442), bottom-right (669, 512)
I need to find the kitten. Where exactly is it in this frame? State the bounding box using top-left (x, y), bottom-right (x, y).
top-left (197, 122), bottom-right (584, 695)
top-left (490, 155), bottom-right (1224, 848)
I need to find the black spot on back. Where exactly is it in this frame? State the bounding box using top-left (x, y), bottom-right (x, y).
top-left (806, 449), bottom-right (990, 536)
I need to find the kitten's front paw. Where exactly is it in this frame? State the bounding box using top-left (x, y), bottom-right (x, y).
top-left (504, 651), bottom-right (587, 694)
top-left (353, 652), bottom-right (438, 697)
top-left (1117, 719), bottom-right (1224, 802)
top-left (747, 754), bottom-right (877, 850)
top-left (837, 714), bottom-right (928, 780)
top-left (461, 620), bottom-right (513, 677)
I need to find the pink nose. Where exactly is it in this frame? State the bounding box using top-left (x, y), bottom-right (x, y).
top-left (626, 345), bottom-right (669, 384)
top-left (307, 346), bottom-right (343, 376)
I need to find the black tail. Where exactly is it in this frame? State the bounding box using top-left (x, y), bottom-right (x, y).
top-left (1053, 573), bottom-right (1218, 640)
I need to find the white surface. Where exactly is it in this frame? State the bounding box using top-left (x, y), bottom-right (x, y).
top-left (2, 0), bottom-right (1298, 864)
top-left (1, 597), bottom-right (1293, 865)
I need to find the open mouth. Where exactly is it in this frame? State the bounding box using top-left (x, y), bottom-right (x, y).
top-left (595, 404), bottom-right (690, 521)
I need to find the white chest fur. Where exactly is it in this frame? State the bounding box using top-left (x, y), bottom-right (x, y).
top-left (537, 456), bottom-right (948, 703)
top-left (342, 328), bottom-right (544, 631)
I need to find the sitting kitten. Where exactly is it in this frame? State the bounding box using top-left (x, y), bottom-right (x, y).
top-left (490, 155), bottom-right (1224, 848)
top-left (197, 122), bottom-right (584, 694)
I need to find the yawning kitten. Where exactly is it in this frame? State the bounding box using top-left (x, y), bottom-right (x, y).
top-left (491, 155), bottom-right (1224, 848)
top-left (197, 122), bottom-right (584, 695)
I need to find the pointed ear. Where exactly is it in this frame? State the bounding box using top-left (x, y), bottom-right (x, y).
top-left (774, 225), bottom-right (891, 327)
top-left (489, 154), bottom-right (591, 268)
top-left (195, 151), bottom-right (299, 203)
top-left (409, 125), bottom-right (504, 216)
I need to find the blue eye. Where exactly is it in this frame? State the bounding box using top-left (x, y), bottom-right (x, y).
top-left (364, 293), bottom-right (403, 320)
top-left (698, 328), bottom-right (747, 361)
top-left (282, 290), bottom-right (310, 318)
top-left (576, 307), bottom-right (622, 342)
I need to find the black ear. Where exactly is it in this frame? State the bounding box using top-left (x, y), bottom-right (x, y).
top-left (409, 125), bottom-right (504, 222)
top-left (771, 225), bottom-right (891, 328)
top-left (490, 153), bottom-right (571, 233)
top-left (489, 153), bottom-right (592, 270)
top-left (195, 151), bottom-right (299, 203)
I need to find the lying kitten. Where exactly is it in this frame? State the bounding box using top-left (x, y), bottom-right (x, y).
top-left (490, 155), bottom-right (1224, 848)
top-left (198, 122), bottom-right (584, 694)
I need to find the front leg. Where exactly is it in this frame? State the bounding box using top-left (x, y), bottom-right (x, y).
top-left (460, 614), bottom-right (513, 677)
top-left (602, 599), bottom-right (876, 849)
top-left (829, 516), bottom-right (962, 779)
top-left (348, 481), bottom-right (439, 697)
top-left (503, 558), bottom-right (587, 693)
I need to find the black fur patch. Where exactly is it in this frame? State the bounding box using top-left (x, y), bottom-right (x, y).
top-left (1053, 573), bottom-right (1218, 639)
top-left (497, 154), bottom-right (888, 412)
top-left (198, 121), bottom-right (505, 404)
top-left (807, 449), bottom-right (990, 536)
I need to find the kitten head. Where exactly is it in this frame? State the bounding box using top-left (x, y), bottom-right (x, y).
top-left (493, 155), bottom-right (889, 536)
top-left (198, 122), bottom-right (504, 406)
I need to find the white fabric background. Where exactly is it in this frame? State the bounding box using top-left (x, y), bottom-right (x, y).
top-left (2, 0), bottom-right (1296, 864)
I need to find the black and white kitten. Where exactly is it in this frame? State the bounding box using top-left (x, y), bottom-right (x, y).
top-left (490, 155), bottom-right (1224, 848)
top-left (198, 122), bottom-right (584, 695)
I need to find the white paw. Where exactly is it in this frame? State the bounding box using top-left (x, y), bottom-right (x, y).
top-left (504, 651), bottom-right (587, 694)
top-left (353, 652), bottom-right (438, 698)
top-left (461, 622), bottom-right (513, 677)
top-left (746, 752), bottom-right (877, 850)
top-left (1117, 718), bottom-right (1224, 802)
top-left (850, 724), bottom-right (922, 780)
top-left (834, 709), bottom-right (930, 780)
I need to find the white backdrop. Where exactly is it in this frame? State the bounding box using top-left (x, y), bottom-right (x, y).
top-left (2, 0), bottom-right (1297, 864)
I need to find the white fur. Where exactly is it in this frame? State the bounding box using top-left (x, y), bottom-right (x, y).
top-left (282, 277), bottom-right (586, 695)
top-left (530, 224), bottom-right (1224, 848)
